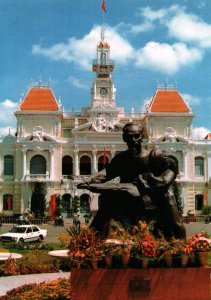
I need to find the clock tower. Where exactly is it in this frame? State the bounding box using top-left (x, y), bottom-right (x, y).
top-left (91, 28), bottom-right (116, 108)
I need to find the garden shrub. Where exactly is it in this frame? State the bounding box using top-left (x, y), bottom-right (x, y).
top-left (58, 230), bottom-right (71, 248)
top-left (17, 250), bottom-right (59, 274)
top-left (0, 250), bottom-right (61, 277)
top-left (0, 278), bottom-right (70, 300)
top-left (0, 257), bottom-right (20, 276)
top-left (0, 242), bottom-right (63, 252)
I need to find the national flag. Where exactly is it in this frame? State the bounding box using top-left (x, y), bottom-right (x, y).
top-left (7, 196), bottom-right (11, 210)
top-left (103, 147), bottom-right (107, 166)
top-left (101, 0), bottom-right (106, 13)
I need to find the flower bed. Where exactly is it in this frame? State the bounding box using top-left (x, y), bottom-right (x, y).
top-left (0, 278), bottom-right (70, 300)
top-left (67, 222), bottom-right (211, 269)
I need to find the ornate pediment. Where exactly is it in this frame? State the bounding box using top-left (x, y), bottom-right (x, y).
top-left (73, 115), bottom-right (123, 133)
top-left (22, 126), bottom-right (57, 142)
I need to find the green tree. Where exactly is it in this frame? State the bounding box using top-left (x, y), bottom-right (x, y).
top-left (54, 195), bottom-right (63, 217)
top-left (72, 195), bottom-right (80, 214)
top-left (202, 205), bottom-right (211, 215)
top-left (31, 182), bottom-right (47, 217)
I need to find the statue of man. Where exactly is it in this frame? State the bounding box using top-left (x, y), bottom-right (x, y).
top-left (78, 122), bottom-right (186, 239)
top-left (78, 123), bottom-right (148, 233)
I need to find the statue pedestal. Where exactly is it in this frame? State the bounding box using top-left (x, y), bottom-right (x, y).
top-left (71, 268), bottom-right (211, 300)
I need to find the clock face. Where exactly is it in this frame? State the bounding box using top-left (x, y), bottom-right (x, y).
top-left (100, 87), bottom-right (108, 95)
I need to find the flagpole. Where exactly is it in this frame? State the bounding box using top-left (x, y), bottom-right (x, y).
top-left (101, 0), bottom-right (106, 41)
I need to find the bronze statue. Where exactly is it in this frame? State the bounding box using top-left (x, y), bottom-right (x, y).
top-left (134, 148), bottom-right (186, 239)
top-left (78, 122), bottom-right (186, 239)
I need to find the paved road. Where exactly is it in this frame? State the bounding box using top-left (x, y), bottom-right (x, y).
top-left (0, 222), bottom-right (211, 244)
top-left (0, 222), bottom-right (73, 244)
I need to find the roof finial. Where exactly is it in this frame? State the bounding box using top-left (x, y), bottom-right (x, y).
top-left (39, 72), bottom-right (42, 86)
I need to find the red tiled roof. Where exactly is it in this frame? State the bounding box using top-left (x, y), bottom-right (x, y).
top-left (98, 41), bottom-right (109, 48)
top-left (150, 90), bottom-right (190, 113)
top-left (205, 133), bottom-right (211, 140)
top-left (20, 88), bottom-right (59, 111)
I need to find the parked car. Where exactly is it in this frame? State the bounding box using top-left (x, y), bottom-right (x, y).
top-left (0, 225), bottom-right (47, 243)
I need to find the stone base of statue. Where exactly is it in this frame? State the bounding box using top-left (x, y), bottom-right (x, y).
top-left (71, 268), bottom-right (210, 300)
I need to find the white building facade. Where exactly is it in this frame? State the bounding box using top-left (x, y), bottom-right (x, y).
top-left (1, 33), bottom-right (211, 217)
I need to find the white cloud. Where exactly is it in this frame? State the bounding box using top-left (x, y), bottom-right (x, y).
top-left (0, 100), bottom-right (17, 136)
top-left (2, 99), bottom-right (17, 108)
top-left (181, 93), bottom-right (201, 106)
top-left (135, 42), bottom-right (202, 74)
top-left (0, 127), bottom-right (16, 138)
top-left (67, 76), bottom-right (88, 90)
top-left (116, 21), bottom-right (153, 34)
top-left (192, 127), bottom-right (210, 140)
top-left (32, 25), bottom-right (134, 70)
top-left (138, 6), bottom-right (211, 49)
top-left (168, 12), bottom-right (211, 48)
top-left (139, 6), bottom-right (169, 21)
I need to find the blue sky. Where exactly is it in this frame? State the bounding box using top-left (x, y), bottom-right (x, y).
top-left (0, 0), bottom-right (211, 138)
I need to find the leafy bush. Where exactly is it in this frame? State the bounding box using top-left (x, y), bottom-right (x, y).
top-left (202, 205), bottom-right (211, 215)
top-left (58, 230), bottom-right (71, 248)
top-left (17, 250), bottom-right (59, 275)
top-left (0, 250), bottom-right (60, 277)
top-left (0, 278), bottom-right (70, 300)
top-left (0, 242), bottom-right (63, 252)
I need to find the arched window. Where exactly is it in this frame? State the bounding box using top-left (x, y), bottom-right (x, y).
top-left (80, 193), bottom-right (91, 213)
top-left (195, 194), bottom-right (204, 210)
top-left (30, 155), bottom-right (46, 174)
top-left (98, 155), bottom-right (109, 172)
top-left (4, 155), bottom-right (13, 175)
top-left (80, 155), bottom-right (91, 175)
top-left (195, 156), bottom-right (204, 176)
top-left (62, 194), bottom-right (72, 217)
top-left (62, 156), bottom-right (73, 178)
top-left (3, 194), bottom-right (13, 210)
top-left (101, 52), bottom-right (106, 65)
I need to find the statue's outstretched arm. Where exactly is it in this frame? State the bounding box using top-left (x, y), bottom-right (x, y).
top-left (77, 169), bottom-right (107, 190)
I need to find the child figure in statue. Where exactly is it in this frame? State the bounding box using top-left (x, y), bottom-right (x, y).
top-left (134, 148), bottom-right (186, 240)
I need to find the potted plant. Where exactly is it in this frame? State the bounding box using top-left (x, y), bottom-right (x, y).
top-left (157, 238), bottom-right (179, 267)
top-left (130, 222), bottom-right (158, 268)
top-left (100, 242), bottom-right (117, 268)
top-left (84, 244), bottom-right (102, 269)
top-left (139, 238), bottom-right (158, 268)
top-left (188, 231), bottom-right (211, 267)
top-left (180, 243), bottom-right (193, 267)
top-left (68, 225), bottom-right (101, 268)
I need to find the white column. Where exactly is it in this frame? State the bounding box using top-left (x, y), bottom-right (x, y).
top-left (50, 149), bottom-right (54, 179)
top-left (74, 149), bottom-right (79, 176)
top-left (207, 154), bottom-right (211, 206)
top-left (22, 149), bottom-right (27, 180)
top-left (92, 150), bottom-right (97, 174)
top-left (182, 150), bottom-right (187, 179)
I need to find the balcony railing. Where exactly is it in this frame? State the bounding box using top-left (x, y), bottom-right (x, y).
top-left (92, 59), bottom-right (114, 67)
top-left (25, 174), bottom-right (50, 181)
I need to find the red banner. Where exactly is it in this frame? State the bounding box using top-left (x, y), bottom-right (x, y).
top-left (101, 0), bottom-right (106, 13)
top-left (7, 196), bottom-right (11, 210)
top-left (50, 195), bottom-right (56, 217)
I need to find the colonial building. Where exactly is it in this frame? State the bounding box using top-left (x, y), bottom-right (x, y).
top-left (1, 30), bottom-right (211, 218)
